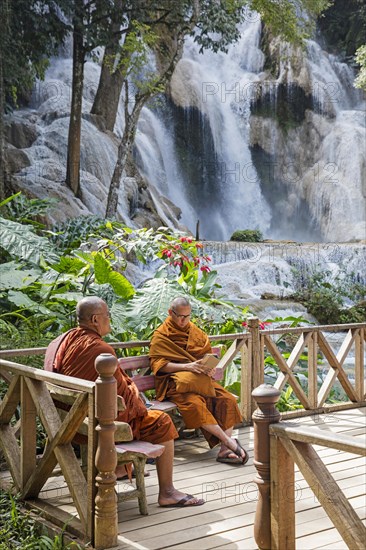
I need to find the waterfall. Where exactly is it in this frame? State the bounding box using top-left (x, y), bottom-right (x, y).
top-left (136, 19), bottom-right (271, 241)
top-left (135, 19), bottom-right (365, 242)
top-left (201, 241), bottom-right (366, 320)
top-left (7, 13), bottom-right (365, 242)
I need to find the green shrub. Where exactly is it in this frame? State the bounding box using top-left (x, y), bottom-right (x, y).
top-left (229, 229), bottom-right (263, 242)
top-left (0, 491), bottom-right (85, 549)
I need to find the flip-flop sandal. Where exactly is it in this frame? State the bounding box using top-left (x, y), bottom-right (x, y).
top-left (216, 439), bottom-right (249, 465)
top-left (216, 449), bottom-right (244, 464)
top-left (233, 438), bottom-right (250, 465)
top-left (160, 494), bottom-right (205, 508)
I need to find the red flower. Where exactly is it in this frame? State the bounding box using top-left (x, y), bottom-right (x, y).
top-left (200, 265), bottom-right (211, 272)
top-left (195, 243), bottom-right (203, 249)
top-left (187, 237), bottom-right (193, 243)
top-left (180, 237), bottom-right (187, 242)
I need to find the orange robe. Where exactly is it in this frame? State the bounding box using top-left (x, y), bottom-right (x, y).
top-left (55, 327), bottom-right (177, 443)
top-left (149, 318), bottom-right (242, 448)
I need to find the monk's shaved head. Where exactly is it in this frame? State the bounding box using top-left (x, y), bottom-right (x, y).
top-left (76, 296), bottom-right (107, 322)
top-left (170, 296), bottom-right (191, 310)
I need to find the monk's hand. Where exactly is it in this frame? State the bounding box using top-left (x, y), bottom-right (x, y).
top-left (187, 360), bottom-right (210, 374)
top-left (209, 367), bottom-right (216, 379)
top-left (190, 360), bottom-right (214, 375)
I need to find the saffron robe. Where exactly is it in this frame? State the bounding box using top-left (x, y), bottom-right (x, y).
top-left (54, 327), bottom-right (177, 443)
top-left (149, 318), bottom-right (242, 447)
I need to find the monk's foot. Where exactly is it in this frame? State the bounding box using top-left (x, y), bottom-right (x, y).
top-left (158, 489), bottom-right (205, 507)
top-left (217, 447), bottom-right (239, 460)
top-left (216, 439), bottom-right (249, 465)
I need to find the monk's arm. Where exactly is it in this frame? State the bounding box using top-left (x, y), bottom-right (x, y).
top-left (158, 360), bottom-right (212, 375)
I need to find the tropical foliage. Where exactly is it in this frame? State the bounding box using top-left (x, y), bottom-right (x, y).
top-left (0, 194), bottom-right (247, 354)
top-left (0, 491), bottom-right (84, 549)
top-left (354, 44), bottom-right (366, 92)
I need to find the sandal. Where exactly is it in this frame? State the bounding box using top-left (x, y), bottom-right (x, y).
top-left (216, 438), bottom-right (249, 465)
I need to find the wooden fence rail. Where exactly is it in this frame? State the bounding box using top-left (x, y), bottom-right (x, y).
top-left (0, 359), bottom-right (97, 540)
top-left (0, 321), bottom-right (365, 547)
top-left (1, 321), bottom-right (365, 424)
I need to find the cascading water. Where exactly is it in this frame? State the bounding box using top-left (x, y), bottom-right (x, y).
top-left (137, 19), bottom-right (272, 240)
top-left (135, 18), bottom-right (365, 242)
top-left (5, 13), bottom-right (365, 324)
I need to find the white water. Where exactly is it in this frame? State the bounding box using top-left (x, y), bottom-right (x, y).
top-left (202, 241), bottom-right (366, 304)
top-left (135, 20), bottom-right (365, 242)
top-left (9, 15), bottom-right (366, 242)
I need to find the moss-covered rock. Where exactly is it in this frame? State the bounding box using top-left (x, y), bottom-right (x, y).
top-left (230, 229), bottom-right (263, 242)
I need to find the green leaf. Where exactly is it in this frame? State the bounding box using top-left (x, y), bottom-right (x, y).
top-left (125, 279), bottom-right (183, 332)
top-left (196, 270), bottom-right (218, 297)
top-left (0, 192), bottom-right (21, 208)
top-left (0, 262), bottom-right (40, 290)
top-left (223, 360), bottom-right (241, 388)
top-left (51, 256), bottom-right (87, 275)
top-left (108, 271), bottom-right (135, 299)
top-left (50, 292), bottom-right (85, 304)
top-left (0, 217), bottom-right (59, 265)
top-left (94, 253), bottom-right (111, 284)
top-left (7, 290), bottom-right (52, 314)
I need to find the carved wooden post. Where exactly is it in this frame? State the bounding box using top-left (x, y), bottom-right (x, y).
top-left (252, 384), bottom-right (281, 550)
top-left (248, 317), bottom-right (262, 416)
top-left (94, 353), bottom-right (118, 550)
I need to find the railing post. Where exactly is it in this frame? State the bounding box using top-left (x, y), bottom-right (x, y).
top-left (252, 384), bottom-right (281, 550)
top-left (94, 353), bottom-right (118, 550)
top-left (249, 317), bottom-right (263, 416)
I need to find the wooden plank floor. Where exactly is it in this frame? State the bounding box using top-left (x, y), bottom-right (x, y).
top-left (1, 407), bottom-right (365, 549)
top-left (114, 407), bottom-right (366, 550)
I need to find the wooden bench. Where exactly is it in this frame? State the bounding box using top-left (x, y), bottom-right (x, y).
top-left (118, 347), bottom-right (228, 436)
top-left (48, 381), bottom-right (164, 516)
top-left (119, 345), bottom-right (225, 391)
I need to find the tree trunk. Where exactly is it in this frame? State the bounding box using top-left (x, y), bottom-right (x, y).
top-left (91, 0), bottom-right (124, 132)
top-left (66, 0), bottom-right (85, 198)
top-left (0, 0), bottom-right (8, 200)
top-left (0, 44), bottom-right (5, 201)
top-left (90, 44), bottom-right (125, 132)
top-left (105, 15), bottom-right (190, 219)
top-left (105, 95), bottom-right (146, 218)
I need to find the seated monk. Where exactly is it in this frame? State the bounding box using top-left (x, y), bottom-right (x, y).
top-left (46, 296), bottom-right (204, 508)
top-left (149, 296), bottom-right (249, 465)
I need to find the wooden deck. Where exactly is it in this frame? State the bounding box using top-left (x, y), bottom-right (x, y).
top-left (1, 407), bottom-right (365, 549)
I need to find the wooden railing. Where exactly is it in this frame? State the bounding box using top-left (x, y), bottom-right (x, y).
top-left (251, 385), bottom-right (366, 550)
top-left (0, 320), bottom-right (365, 547)
top-left (0, 353), bottom-right (136, 549)
top-left (0, 358), bottom-right (112, 546)
top-left (1, 321), bottom-right (365, 423)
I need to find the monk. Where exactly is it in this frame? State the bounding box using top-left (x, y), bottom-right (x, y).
top-left (48, 296), bottom-right (204, 508)
top-left (149, 296), bottom-right (249, 465)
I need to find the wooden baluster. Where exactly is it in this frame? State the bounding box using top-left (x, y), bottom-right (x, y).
top-left (21, 377), bottom-right (36, 491)
top-left (249, 317), bottom-right (262, 416)
top-left (252, 384), bottom-right (281, 550)
top-left (94, 353), bottom-right (118, 550)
